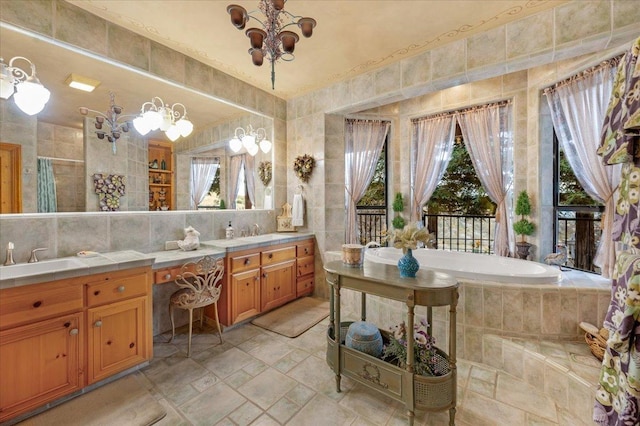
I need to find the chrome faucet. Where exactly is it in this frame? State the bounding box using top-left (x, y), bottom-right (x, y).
top-left (28, 248), bottom-right (47, 263)
top-left (252, 223), bottom-right (261, 236)
top-left (4, 242), bottom-right (15, 266)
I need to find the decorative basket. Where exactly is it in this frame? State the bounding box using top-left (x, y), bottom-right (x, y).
top-left (580, 321), bottom-right (608, 361)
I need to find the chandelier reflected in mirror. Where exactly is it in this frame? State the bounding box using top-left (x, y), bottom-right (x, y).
top-left (227, 0), bottom-right (316, 89)
top-left (0, 56), bottom-right (51, 115)
top-left (132, 97), bottom-right (193, 142)
top-left (229, 125), bottom-right (271, 156)
top-left (79, 92), bottom-right (133, 155)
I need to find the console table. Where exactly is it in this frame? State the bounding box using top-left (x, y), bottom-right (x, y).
top-left (324, 260), bottom-right (458, 425)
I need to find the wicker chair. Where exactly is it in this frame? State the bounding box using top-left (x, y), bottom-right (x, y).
top-left (169, 256), bottom-right (224, 357)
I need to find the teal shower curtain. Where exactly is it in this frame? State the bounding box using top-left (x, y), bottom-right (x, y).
top-left (37, 158), bottom-right (57, 212)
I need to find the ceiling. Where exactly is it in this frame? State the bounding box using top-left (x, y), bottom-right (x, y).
top-left (2, 0), bottom-right (567, 133)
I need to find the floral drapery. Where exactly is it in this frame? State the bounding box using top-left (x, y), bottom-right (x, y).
top-left (457, 101), bottom-right (515, 257)
top-left (545, 57), bottom-right (620, 278)
top-left (344, 118), bottom-right (390, 244)
top-left (409, 114), bottom-right (456, 222)
top-left (93, 174), bottom-right (125, 211)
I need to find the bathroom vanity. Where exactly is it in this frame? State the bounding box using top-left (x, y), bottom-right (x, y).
top-left (324, 260), bottom-right (459, 426)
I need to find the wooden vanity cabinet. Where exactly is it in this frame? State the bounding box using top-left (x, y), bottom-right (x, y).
top-left (296, 240), bottom-right (315, 296)
top-left (260, 259), bottom-right (296, 312)
top-left (0, 266), bottom-right (152, 422)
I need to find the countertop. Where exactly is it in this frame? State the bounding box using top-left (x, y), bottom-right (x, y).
top-left (0, 233), bottom-right (315, 290)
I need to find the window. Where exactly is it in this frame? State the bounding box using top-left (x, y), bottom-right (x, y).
top-left (196, 166), bottom-right (221, 209)
top-left (356, 136), bottom-right (388, 245)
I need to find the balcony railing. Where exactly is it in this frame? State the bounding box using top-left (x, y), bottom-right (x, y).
top-left (424, 213), bottom-right (495, 254)
top-left (356, 207), bottom-right (387, 246)
top-left (556, 211), bottom-right (602, 273)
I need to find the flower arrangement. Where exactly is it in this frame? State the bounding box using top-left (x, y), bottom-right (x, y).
top-left (382, 318), bottom-right (444, 376)
top-left (258, 161), bottom-right (272, 186)
top-left (388, 222), bottom-right (435, 254)
top-left (293, 154), bottom-right (315, 183)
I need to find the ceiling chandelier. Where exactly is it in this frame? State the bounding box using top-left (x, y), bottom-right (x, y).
top-left (79, 92), bottom-right (132, 155)
top-left (229, 125), bottom-right (271, 156)
top-left (132, 97), bottom-right (193, 142)
top-left (227, 0), bottom-right (316, 89)
top-left (0, 56), bottom-right (51, 115)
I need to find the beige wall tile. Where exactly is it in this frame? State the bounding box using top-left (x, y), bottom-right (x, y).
top-left (506, 10), bottom-right (553, 59)
top-left (401, 50), bottom-right (431, 89)
top-left (467, 26), bottom-right (505, 70)
top-left (150, 42), bottom-right (185, 84)
top-left (555, 0), bottom-right (611, 46)
top-left (431, 40), bottom-right (466, 81)
top-left (0, 0), bottom-right (52, 35)
top-left (108, 24), bottom-right (149, 71)
top-left (55, 1), bottom-right (107, 55)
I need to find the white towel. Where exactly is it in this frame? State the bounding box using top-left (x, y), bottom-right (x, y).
top-left (292, 193), bottom-right (304, 227)
top-left (264, 188), bottom-right (273, 209)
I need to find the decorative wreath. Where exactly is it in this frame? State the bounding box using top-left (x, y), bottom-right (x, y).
top-left (293, 154), bottom-right (315, 183)
top-left (258, 161), bottom-right (272, 186)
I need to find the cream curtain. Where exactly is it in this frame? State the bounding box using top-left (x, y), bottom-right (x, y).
top-left (410, 114), bottom-right (456, 222)
top-left (344, 119), bottom-right (390, 244)
top-left (244, 154), bottom-right (256, 208)
top-left (228, 154), bottom-right (244, 209)
top-left (545, 61), bottom-right (619, 278)
top-left (457, 102), bottom-right (515, 257)
top-left (190, 157), bottom-right (219, 209)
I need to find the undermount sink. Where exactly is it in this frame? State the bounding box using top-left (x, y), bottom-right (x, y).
top-left (0, 257), bottom-right (87, 280)
top-left (237, 234), bottom-right (288, 243)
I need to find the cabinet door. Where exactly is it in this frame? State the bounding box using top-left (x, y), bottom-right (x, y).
top-left (231, 269), bottom-right (261, 324)
top-left (261, 260), bottom-right (296, 312)
top-left (0, 313), bottom-right (82, 422)
top-left (87, 297), bottom-right (148, 384)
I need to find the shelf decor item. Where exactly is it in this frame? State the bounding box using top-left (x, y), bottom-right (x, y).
top-left (513, 190), bottom-right (536, 259)
top-left (293, 154), bottom-right (315, 183)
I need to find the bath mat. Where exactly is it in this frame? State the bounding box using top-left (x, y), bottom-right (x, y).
top-left (251, 297), bottom-right (329, 338)
top-left (20, 373), bottom-right (166, 426)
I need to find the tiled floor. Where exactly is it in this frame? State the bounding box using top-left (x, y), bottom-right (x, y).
top-left (119, 317), bottom-right (599, 426)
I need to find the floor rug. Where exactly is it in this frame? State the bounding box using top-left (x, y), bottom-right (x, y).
top-left (20, 373), bottom-right (166, 426)
top-left (251, 297), bottom-right (329, 338)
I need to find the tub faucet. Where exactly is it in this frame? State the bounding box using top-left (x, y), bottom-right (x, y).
top-left (252, 223), bottom-right (261, 236)
top-left (4, 242), bottom-right (15, 266)
top-left (28, 248), bottom-right (47, 263)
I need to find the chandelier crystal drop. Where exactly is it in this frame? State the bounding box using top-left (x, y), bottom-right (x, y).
top-left (229, 125), bottom-right (271, 156)
top-left (227, 0), bottom-right (316, 89)
top-left (132, 97), bottom-right (193, 141)
top-left (0, 56), bottom-right (50, 115)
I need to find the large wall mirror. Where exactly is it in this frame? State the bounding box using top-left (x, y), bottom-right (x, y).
top-left (0, 24), bottom-right (275, 214)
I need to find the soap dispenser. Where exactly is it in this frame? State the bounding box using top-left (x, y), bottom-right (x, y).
top-left (226, 221), bottom-right (235, 240)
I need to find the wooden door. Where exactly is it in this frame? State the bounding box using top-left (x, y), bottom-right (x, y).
top-left (231, 269), bottom-right (261, 324)
top-left (87, 297), bottom-right (148, 384)
top-left (0, 142), bottom-right (22, 213)
top-left (0, 313), bottom-right (82, 422)
top-left (261, 260), bottom-right (296, 312)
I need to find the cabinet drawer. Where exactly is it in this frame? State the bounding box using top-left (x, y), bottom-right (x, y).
top-left (297, 255), bottom-right (315, 277)
top-left (341, 347), bottom-right (403, 399)
top-left (0, 281), bottom-right (83, 330)
top-left (230, 253), bottom-right (260, 273)
top-left (297, 241), bottom-right (314, 257)
top-left (86, 273), bottom-right (148, 307)
top-left (154, 264), bottom-right (197, 284)
top-left (297, 276), bottom-right (314, 296)
top-left (262, 246), bottom-right (296, 266)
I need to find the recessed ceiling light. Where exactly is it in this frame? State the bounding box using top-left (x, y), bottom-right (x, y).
top-left (65, 73), bottom-right (100, 92)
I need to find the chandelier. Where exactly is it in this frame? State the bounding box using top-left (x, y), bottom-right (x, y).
top-left (227, 0), bottom-right (316, 89)
top-left (229, 125), bottom-right (271, 156)
top-left (0, 56), bottom-right (51, 115)
top-left (132, 97), bottom-right (193, 142)
top-left (79, 92), bottom-right (133, 155)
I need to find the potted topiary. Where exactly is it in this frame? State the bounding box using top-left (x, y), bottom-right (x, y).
top-left (391, 193), bottom-right (406, 229)
top-left (513, 190), bottom-right (535, 259)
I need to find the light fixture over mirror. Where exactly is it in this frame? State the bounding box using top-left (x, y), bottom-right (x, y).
top-left (133, 96), bottom-right (193, 142)
top-left (229, 124), bottom-right (271, 156)
top-left (0, 55), bottom-right (51, 115)
top-left (227, 0), bottom-right (316, 89)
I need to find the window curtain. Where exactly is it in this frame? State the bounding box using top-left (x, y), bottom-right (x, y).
top-left (545, 60), bottom-right (619, 278)
top-left (190, 157), bottom-right (219, 209)
top-left (244, 154), bottom-right (256, 208)
top-left (344, 119), bottom-right (390, 244)
top-left (228, 154), bottom-right (244, 209)
top-left (37, 158), bottom-right (57, 213)
top-left (410, 114), bottom-right (456, 222)
top-left (457, 102), bottom-right (515, 257)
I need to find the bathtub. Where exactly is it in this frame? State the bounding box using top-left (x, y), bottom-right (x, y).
top-left (364, 247), bottom-right (561, 285)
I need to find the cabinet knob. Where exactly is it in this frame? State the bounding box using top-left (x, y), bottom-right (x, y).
top-left (164, 273), bottom-right (172, 280)
top-left (94, 290), bottom-right (101, 296)
top-left (244, 258), bottom-right (251, 265)
top-left (33, 300), bottom-right (42, 308)
top-left (69, 328), bottom-right (79, 336)
top-left (305, 248), bottom-right (309, 254)
top-left (268, 254), bottom-right (273, 259)
top-left (263, 273), bottom-right (267, 278)
top-left (117, 285), bottom-right (125, 293)
top-left (94, 320), bottom-right (103, 327)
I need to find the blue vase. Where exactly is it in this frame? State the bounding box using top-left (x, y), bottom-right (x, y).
top-left (397, 248), bottom-right (420, 278)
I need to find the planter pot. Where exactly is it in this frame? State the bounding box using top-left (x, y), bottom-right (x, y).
top-left (515, 241), bottom-right (532, 260)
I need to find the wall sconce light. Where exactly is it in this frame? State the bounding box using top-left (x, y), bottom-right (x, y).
top-left (79, 92), bottom-right (133, 154)
top-left (229, 124), bottom-right (271, 156)
top-left (0, 56), bottom-right (51, 115)
top-left (65, 73), bottom-right (101, 92)
top-left (132, 97), bottom-right (193, 142)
